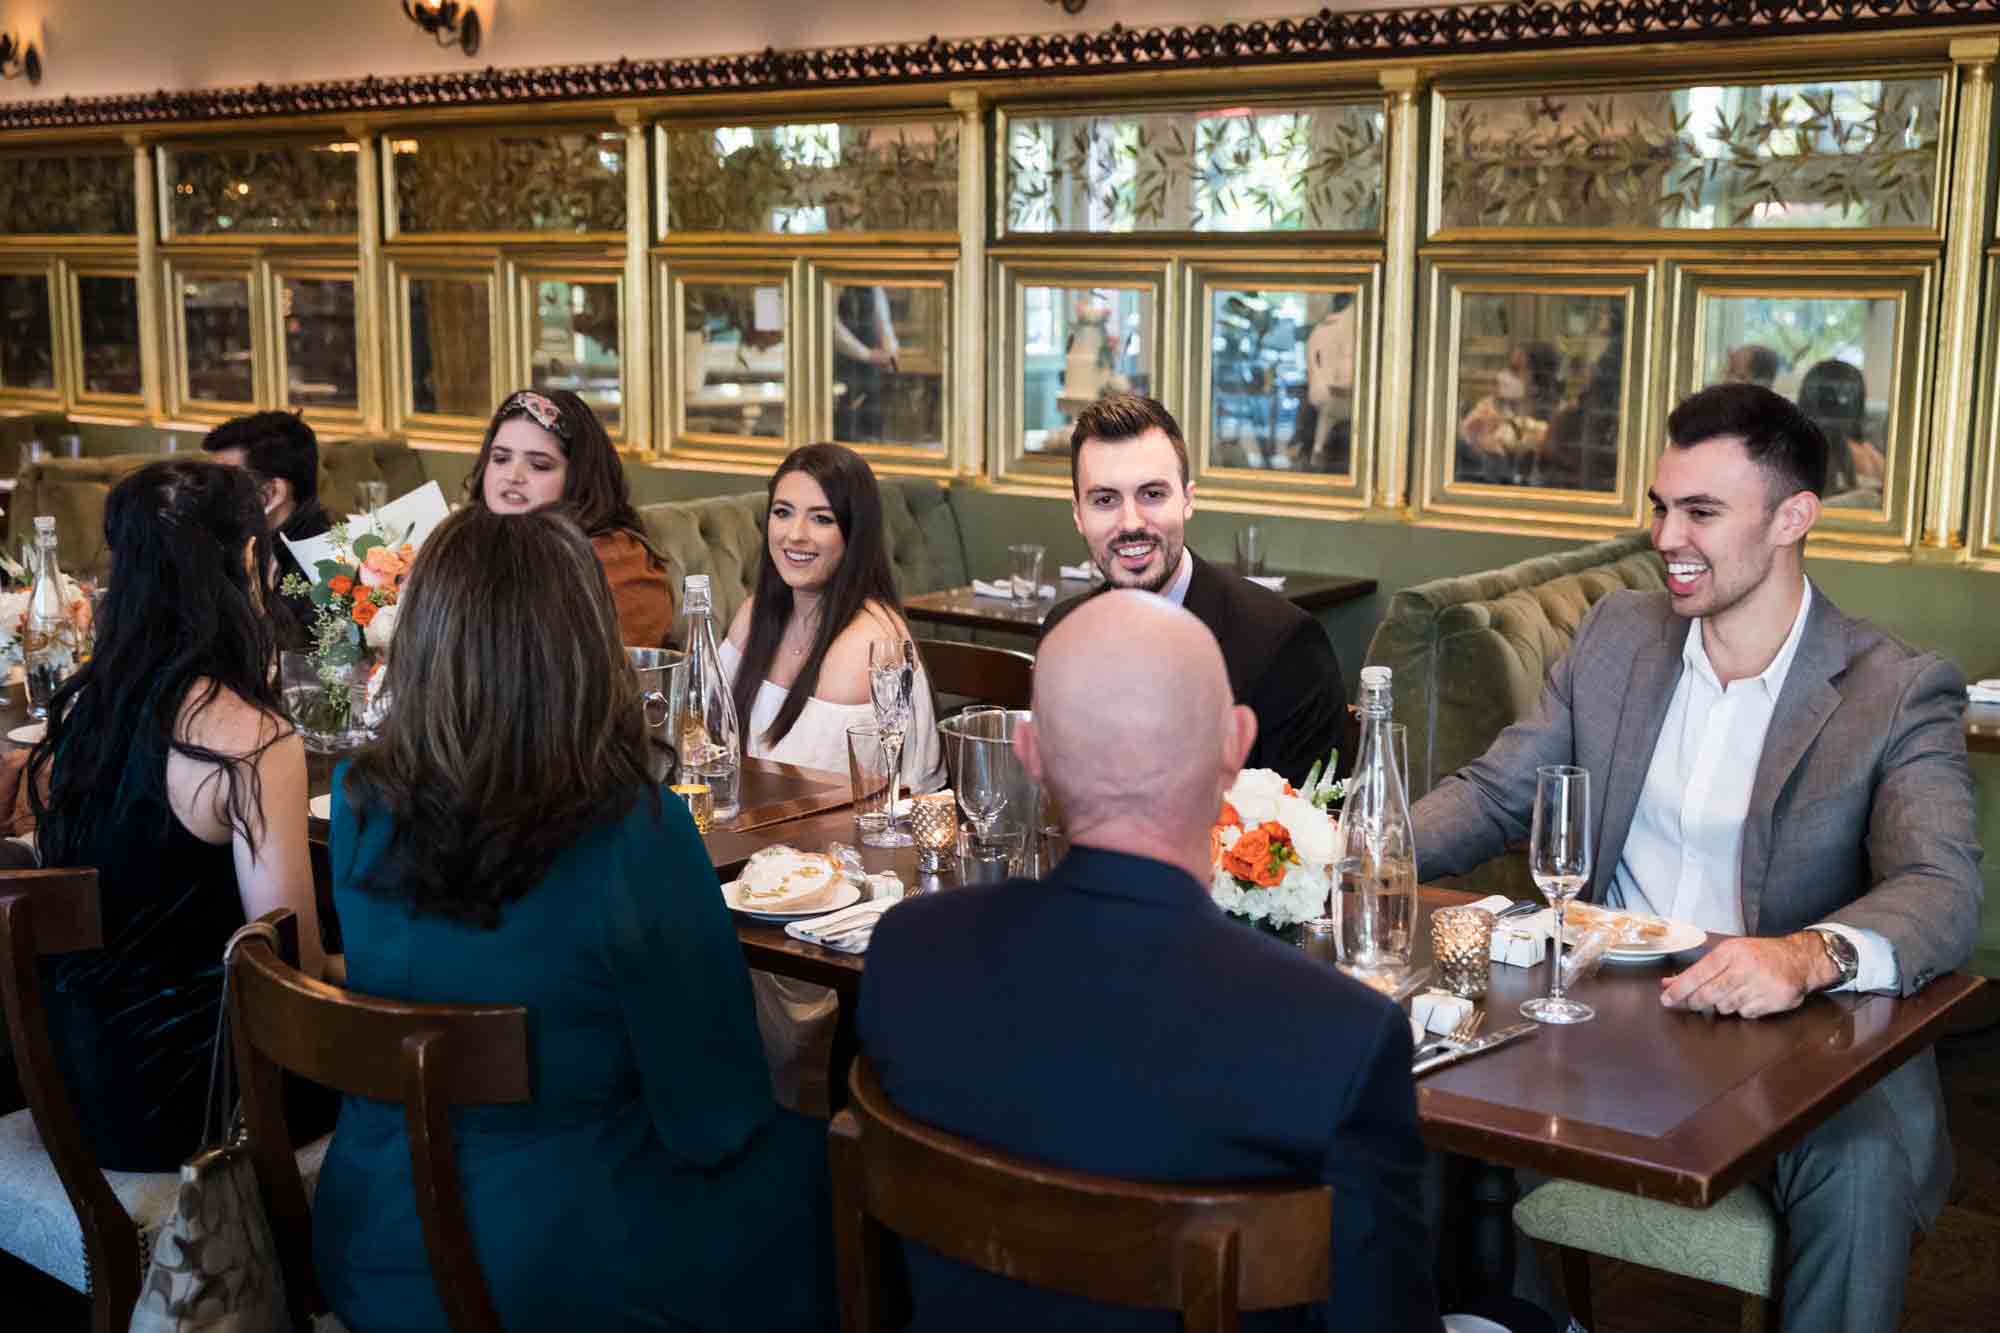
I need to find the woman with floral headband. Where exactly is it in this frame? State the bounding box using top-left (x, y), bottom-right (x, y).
top-left (465, 389), bottom-right (675, 648)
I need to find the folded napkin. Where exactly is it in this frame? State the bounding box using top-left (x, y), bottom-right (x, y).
top-left (971, 578), bottom-right (1056, 601)
top-left (1410, 991), bottom-right (1476, 1037)
top-left (784, 898), bottom-right (896, 954)
top-left (1059, 563), bottom-right (1097, 581)
top-left (1969, 678), bottom-right (2000, 705)
top-left (1247, 574), bottom-right (1287, 591)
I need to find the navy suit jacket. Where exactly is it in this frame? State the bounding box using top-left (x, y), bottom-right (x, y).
top-left (858, 847), bottom-right (1439, 1332)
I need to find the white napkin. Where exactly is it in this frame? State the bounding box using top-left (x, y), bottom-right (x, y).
top-left (1059, 563), bottom-right (1097, 581)
top-left (784, 898), bottom-right (896, 954)
top-left (1969, 678), bottom-right (2000, 705)
top-left (1410, 991), bottom-right (1476, 1036)
top-left (972, 578), bottom-right (1055, 601)
top-left (1247, 574), bottom-right (1287, 591)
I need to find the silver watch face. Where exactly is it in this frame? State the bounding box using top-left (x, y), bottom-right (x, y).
top-left (1817, 929), bottom-right (1859, 980)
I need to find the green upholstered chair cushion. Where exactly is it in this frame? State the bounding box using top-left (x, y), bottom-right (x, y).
top-left (5, 453), bottom-right (165, 576)
top-left (315, 437), bottom-right (429, 518)
top-left (1513, 1178), bottom-right (1779, 1298)
top-left (638, 477), bottom-right (970, 635)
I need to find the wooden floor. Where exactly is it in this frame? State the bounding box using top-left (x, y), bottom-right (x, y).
top-left (5, 1014), bottom-right (1997, 1331)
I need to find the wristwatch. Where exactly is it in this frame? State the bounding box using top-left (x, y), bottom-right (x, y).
top-left (1809, 927), bottom-right (1860, 991)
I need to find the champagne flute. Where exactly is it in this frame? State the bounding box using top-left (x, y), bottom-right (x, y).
top-left (950, 707), bottom-right (1010, 844)
top-left (1521, 764), bottom-right (1595, 1024)
top-left (869, 637), bottom-right (916, 847)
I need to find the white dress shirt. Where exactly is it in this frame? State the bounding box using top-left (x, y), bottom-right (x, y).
top-left (1609, 580), bottom-right (1895, 992)
top-left (1159, 547), bottom-right (1194, 606)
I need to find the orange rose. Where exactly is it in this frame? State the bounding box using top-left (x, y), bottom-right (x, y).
top-left (350, 599), bottom-right (379, 627)
top-left (328, 575), bottom-right (354, 596)
top-left (1217, 800), bottom-right (1242, 829)
top-left (1222, 826), bottom-right (1285, 887)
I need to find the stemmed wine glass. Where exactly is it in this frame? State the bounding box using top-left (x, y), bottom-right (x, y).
top-left (1521, 764), bottom-right (1595, 1025)
top-left (869, 637), bottom-right (916, 847)
top-left (950, 707), bottom-right (1011, 846)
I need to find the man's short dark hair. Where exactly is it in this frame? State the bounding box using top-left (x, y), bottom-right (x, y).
top-left (1666, 383), bottom-right (1828, 500)
top-left (201, 410), bottom-right (321, 509)
top-left (1732, 344), bottom-right (1780, 386)
top-left (1068, 393), bottom-right (1190, 495)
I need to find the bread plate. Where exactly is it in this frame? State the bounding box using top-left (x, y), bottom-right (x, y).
top-left (721, 879), bottom-right (862, 922)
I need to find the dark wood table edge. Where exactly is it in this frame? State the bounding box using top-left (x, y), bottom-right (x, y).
top-left (1418, 971), bottom-right (1986, 1207)
top-left (903, 572), bottom-right (1378, 632)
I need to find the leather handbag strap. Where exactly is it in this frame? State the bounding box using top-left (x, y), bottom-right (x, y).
top-left (202, 919), bottom-right (281, 1152)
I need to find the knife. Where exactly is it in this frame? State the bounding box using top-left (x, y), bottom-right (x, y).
top-left (1412, 1021), bottom-right (1537, 1077)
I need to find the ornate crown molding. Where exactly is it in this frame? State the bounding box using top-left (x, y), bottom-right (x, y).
top-left (2, 2), bottom-right (1997, 133)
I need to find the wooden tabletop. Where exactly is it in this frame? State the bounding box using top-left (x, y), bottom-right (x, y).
top-left (725, 808), bottom-right (1984, 1209)
top-left (1967, 699), bottom-right (2000, 757)
top-left (903, 568), bottom-right (1376, 634)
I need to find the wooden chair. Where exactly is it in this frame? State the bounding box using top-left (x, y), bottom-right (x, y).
top-left (0, 868), bottom-right (154, 1333)
top-left (917, 638), bottom-right (1035, 711)
top-left (229, 908), bottom-right (531, 1333)
top-left (828, 1057), bottom-right (1331, 1333)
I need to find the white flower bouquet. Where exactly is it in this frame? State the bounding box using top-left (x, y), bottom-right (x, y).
top-left (1209, 766), bottom-right (1338, 930)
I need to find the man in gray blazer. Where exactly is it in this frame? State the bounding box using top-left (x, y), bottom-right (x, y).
top-left (1415, 382), bottom-right (1981, 1333)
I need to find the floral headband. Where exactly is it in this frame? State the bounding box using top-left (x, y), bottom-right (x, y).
top-left (498, 390), bottom-right (569, 440)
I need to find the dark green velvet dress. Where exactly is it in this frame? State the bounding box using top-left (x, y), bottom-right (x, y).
top-left (312, 771), bottom-right (835, 1333)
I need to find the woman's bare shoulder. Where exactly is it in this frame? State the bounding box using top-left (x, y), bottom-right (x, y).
top-left (176, 680), bottom-right (293, 757)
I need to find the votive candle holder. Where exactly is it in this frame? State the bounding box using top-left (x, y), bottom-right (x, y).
top-left (671, 782), bottom-right (714, 834)
top-left (909, 790), bottom-right (958, 873)
top-left (1432, 905), bottom-right (1496, 999)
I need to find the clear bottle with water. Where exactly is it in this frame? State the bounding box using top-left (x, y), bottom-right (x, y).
top-left (676, 575), bottom-right (741, 821)
top-left (1335, 665), bottom-right (1419, 978)
top-left (23, 516), bottom-right (79, 721)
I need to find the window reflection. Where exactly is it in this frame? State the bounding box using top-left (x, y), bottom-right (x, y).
top-left (1209, 288), bottom-right (1356, 475)
top-left (683, 282), bottom-right (786, 439)
top-left (281, 276), bottom-right (358, 411)
top-left (77, 275), bottom-right (141, 396)
top-left (1453, 291), bottom-right (1624, 493)
top-left (1021, 285), bottom-right (1154, 455)
top-left (0, 274), bottom-right (54, 390)
top-left (408, 277), bottom-right (492, 417)
top-left (181, 276), bottom-right (253, 403)
top-left (1700, 294), bottom-right (1897, 508)
top-left (529, 279), bottom-right (622, 432)
top-left (830, 282), bottom-right (945, 449)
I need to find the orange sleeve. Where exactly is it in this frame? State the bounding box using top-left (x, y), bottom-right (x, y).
top-left (591, 530), bottom-right (677, 650)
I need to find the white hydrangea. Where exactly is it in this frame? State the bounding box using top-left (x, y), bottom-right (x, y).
top-left (362, 600), bottom-right (399, 651)
top-left (1226, 767), bottom-right (1291, 824)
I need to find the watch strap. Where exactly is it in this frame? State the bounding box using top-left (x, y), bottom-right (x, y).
top-left (1810, 926), bottom-right (1860, 989)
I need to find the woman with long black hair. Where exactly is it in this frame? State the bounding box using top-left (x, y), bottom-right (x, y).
top-left (28, 458), bottom-right (323, 1170)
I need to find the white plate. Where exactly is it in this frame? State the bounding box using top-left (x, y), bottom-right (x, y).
top-left (1529, 907), bottom-right (1706, 963)
top-left (308, 793), bottom-right (333, 821)
top-left (6, 721), bottom-right (44, 745)
top-left (721, 879), bottom-right (862, 922)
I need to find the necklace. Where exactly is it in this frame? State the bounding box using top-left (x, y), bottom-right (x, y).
top-left (784, 610), bottom-right (821, 658)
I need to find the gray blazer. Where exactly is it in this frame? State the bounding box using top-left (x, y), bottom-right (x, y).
top-left (1414, 586), bottom-right (1982, 997)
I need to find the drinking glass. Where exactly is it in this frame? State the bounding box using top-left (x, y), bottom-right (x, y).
top-left (1008, 544), bottom-right (1044, 607)
top-left (1234, 525), bottom-right (1265, 576)
top-left (868, 637), bottom-right (916, 847)
top-left (941, 707), bottom-right (1034, 852)
top-left (845, 722), bottom-right (900, 848)
top-left (357, 480), bottom-right (389, 534)
top-left (1521, 764), bottom-right (1595, 1024)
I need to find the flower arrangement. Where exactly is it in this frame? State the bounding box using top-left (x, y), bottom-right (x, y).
top-left (278, 526), bottom-right (413, 734)
top-left (1209, 766), bottom-right (1339, 930)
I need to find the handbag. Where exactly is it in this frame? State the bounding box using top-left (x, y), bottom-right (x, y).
top-left (128, 919), bottom-right (292, 1333)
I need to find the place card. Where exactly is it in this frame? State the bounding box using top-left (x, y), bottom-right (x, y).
top-left (1491, 926), bottom-right (1548, 968)
top-left (1411, 991), bottom-right (1476, 1036)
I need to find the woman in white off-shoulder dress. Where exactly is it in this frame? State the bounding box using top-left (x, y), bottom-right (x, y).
top-left (721, 443), bottom-right (945, 1107)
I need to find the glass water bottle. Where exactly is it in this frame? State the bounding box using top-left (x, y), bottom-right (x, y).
top-left (676, 575), bottom-right (742, 821)
top-left (23, 516), bottom-right (79, 721)
top-left (1334, 665), bottom-right (1419, 978)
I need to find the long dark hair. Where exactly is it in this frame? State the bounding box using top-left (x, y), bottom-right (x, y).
top-left (463, 388), bottom-right (664, 565)
top-left (31, 460), bottom-right (285, 862)
top-left (732, 443), bottom-right (903, 750)
top-left (341, 506), bottom-right (654, 929)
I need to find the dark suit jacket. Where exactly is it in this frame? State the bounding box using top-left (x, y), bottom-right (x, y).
top-left (1042, 553), bottom-right (1348, 784)
top-left (858, 847), bottom-right (1439, 1332)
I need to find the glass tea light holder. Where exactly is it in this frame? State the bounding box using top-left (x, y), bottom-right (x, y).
top-left (671, 782), bottom-right (715, 833)
top-left (1432, 904), bottom-right (1496, 999)
top-left (909, 790), bottom-right (959, 872)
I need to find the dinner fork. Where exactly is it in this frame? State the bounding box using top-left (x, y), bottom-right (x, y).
top-left (1413, 1007), bottom-right (1486, 1065)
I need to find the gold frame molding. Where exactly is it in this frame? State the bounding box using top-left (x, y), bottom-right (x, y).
top-left (0, 259), bottom-right (62, 407)
top-left (63, 262), bottom-right (146, 414)
top-left (660, 256), bottom-right (800, 463)
top-left (810, 259), bottom-right (956, 475)
top-left (387, 257), bottom-right (502, 442)
top-left (163, 256), bottom-right (262, 422)
top-left (506, 258), bottom-right (628, 444)
top-left (266, 258), bottom-right (367, 430)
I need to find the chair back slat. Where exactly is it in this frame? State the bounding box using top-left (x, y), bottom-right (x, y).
top-left (0, 870), bottom-right (142, 1333)
top-left (835, 1059), bottom-right (1330, 1325)
top-left (229, 911), bottom-right (530, 1333)
top-left (917, 639), bottom-right (1035, 711)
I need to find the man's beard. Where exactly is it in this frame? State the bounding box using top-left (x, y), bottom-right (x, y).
top-left (1095, 529), bottom-right (1181, 594)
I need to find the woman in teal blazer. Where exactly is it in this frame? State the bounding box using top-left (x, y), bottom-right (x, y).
top-left (311, 505), bottom-right (834, 1332)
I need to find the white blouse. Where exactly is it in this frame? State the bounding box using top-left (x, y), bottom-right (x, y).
top-left (719, 638), bottom-right (946, 792)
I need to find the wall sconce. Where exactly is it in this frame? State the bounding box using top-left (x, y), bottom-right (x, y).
top-left (402, 1), bottom-right (482, 57)
top-left (0, 32), bottom-right (40, 84)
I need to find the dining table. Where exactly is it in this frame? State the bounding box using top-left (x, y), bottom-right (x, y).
top-left (1967, 698), bottom-right (2000, 756)
top-left (904, 567), bottom-right (1376, 636)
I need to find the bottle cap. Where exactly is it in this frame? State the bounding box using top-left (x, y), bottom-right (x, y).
top-left (684, 574), bottom-right (709, 592)
top-left (33, 515), bottom-right (55, 533)
top-left (1360, 665), bottom-right (1392, 689)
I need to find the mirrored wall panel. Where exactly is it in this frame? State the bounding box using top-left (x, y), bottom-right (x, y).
top-left (1438, 76), bottom-right (1944, 232)
top-left (0, 153), bottom-right (136, 235)
top-left (0, 273), bottom-right (54, 391)
top-left (280, 275), bottom-right (359, 411)
top-left (1694, 293), bottom-right (1900, 508)
top-left (1019, 284), bottom-right (1157, 456)
top-left (76, 274), bottom-right (142, 397)
top-left (1451, 290), bottom-right (1627, 494)
top-left (179, 275), bottom-right (254, 404)
top-left (663, 118), bottom-right (959, 234)
top-left (407, 275), bottom-right (493, 418)
top-left (1204, 287), bottom-right (1358, 475)
top-left (1004, 101), bottom-right (1384, 234)
top-left (391, 129), bottom-right (626, 234)
top-left (527, 278), bottom-right (623, 432)
top-left (165, 141), bottom-right (360, 236)
top-left (681, 280), bottom-right (787, 440)
top-left (828, 280), bottom-right (946, 450)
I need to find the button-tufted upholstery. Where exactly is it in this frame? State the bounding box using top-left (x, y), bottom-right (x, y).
top-left (1363, 532), bottom-right (1665, 891)
top-left (4, 438), bottom-right (429, 577)
top-left (638, 478), bottom-right (970, 634)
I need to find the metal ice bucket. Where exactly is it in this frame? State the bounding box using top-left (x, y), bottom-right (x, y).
top-left (627, 646), bottom-right (689, 782)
